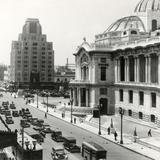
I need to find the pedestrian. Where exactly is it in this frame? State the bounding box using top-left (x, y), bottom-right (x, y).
top-left (107, 127), bottom-right (110, 135)
top-left (114, 131), bottom-right (118, 141)
top-left (148, 129), bottom-right (152, 137)
top-left (45, 112), bottom-right (47, 118)
top-left (74, 117), bottom-right (76, 124)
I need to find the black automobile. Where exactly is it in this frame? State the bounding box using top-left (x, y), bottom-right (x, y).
top-left (63, 137), bottom-right (81, 153)
top-left (41, 127), bottom-right (53, 134)
top-left (9, 103), bottom-right (16, 109)
top-left (5, 116), bottom-right (14, 124)
top-left (51, 130), bottom-right (64, 142)
top-left (5, 110), bottom-right (11, 117)
top-left (12, 110), bottom-right (19, 117)
top-left (51, 145), bottom-right (68, 160)
top-left (31, 134), bottom-right (44, 143)
top-left (20, 119), bottom-right (30, 128)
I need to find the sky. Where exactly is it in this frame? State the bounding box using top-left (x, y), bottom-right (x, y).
top-left (0, 0), bottom-right (140, 66)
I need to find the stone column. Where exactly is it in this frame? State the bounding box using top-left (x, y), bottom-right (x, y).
top-left (145, 56), bottom-right (148, 83)
top-left (117, 59), bottom-right (120, 82)
top-left (86, 88), bottom-right (89, 107)
top-left (78, 88), bottom-right (81, 107)
top-left (158, 54), bottom-right (160, 84)
top-left (148, 55), bottom-right (151, 83)
top-left (125, 57), bottom-right (128, 82)
top-left (137, 56), bottom-right (139, 82)
top-left (115, 59), bottom-right (118, 82)
top-left (134, 57), bottom-right (137, 82)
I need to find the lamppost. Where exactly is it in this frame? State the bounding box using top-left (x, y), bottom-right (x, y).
top-left (119, 107), bottom-right (125, 144)
top-left (70, 98), bottom-right (73, 123)
top-left (98, 104), bottom-right (102, 135)
top-left (37, 90), bottom-right (39, 108)
top-left (46, 92), bottom-right (49, 113)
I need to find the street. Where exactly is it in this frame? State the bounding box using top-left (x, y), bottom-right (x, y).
top-left (0, 92), bottom-right (153, 160)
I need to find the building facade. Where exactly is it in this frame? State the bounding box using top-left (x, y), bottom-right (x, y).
top-left (10, 18), bottom-right (54, 88)
top-left (70, 0), bottom-right (160, 124)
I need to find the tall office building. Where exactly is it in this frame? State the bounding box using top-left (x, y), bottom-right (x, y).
top-left (10, 18), bottom-right (54, 88)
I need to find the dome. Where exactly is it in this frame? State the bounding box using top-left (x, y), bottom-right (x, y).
top-left (105, 16), bottom-right (146, 33)
top-left (135, 0), bottom-right (160, 12)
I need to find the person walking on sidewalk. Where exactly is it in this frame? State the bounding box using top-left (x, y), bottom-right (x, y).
top-left (45, 112), bottom-right (47, 118)
top-left (114, 131), bottom-right (118, 141)
top-left (107, 127), bottom-right (110, 135)
top-left (74, 117), bottom-right (76, 124)
top-left (148, 129), bottom-right (152, 137)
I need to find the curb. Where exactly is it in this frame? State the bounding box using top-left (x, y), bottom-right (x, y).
top-left (29, 104), bottom-right (155, 160)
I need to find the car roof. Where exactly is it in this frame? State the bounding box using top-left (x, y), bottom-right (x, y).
top-left (52, 145), bottom-right (64, 150)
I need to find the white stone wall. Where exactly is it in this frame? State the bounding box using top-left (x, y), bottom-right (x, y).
top-left (115, 87), bottom-right (160, 121)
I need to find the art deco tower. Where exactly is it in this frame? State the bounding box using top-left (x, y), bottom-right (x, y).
top-left (10, 18), bottom-right (54, 88)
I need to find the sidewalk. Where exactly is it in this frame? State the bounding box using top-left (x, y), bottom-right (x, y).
top-left (29, 102), bottom-right (160, 160)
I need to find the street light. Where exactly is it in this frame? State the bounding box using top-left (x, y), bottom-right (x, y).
top-left (37, 90), bottom-right (39, 108)
top-left (98, 104), bottom-right (102, 135)
top-left (46, 92), bottom-right (49, 113)
top-left (119, 107), bottom-right (125, 144)
top-left (70, 98), bottom-right (73, 123)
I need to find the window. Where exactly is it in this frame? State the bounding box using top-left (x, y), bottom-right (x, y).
top-left (152, 19), bottom-right (157, 31)
top-left (100, 58), bottom-right (106, 63)
top-left (139, 112), bottom-right (143, 119)
top-left (151, 93), bottom-right (156, 108)
top-left (128, 90), bottom-right (133, 103)
top-left (150, 114), bottom-right (155, 123)
top-left (100, 88), bottom-right (107, 95)
top-left (131, 30), bottom-right (137, 34)
top-left (119, 89), bottom-right (123, 102)
top-left (100, 67), bottom-right (106, 81)
top-left (139, 91), bottom-right (144, 105)
top-left (128, 110), bottom-right (132, 116)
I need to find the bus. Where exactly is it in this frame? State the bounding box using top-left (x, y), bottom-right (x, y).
top-left (82, 141), bottom-right (107, 160)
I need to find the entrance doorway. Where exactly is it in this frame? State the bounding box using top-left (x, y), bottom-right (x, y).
top-left (99, 98), bottom-right (108, 115)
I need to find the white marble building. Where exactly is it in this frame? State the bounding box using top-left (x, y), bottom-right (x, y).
top-left (70, 0), bottom-right (160, 124)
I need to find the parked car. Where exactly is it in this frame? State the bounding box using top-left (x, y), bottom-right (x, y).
top-left (0, 108), bottom-right (5, 115)
top-left (2, 101), bottom-right (9, 106)
top-left (31, 133), bottom-right (44, 143)
top-left (33, 126), bottom-right (44, 131)
top-left (20, 119), bottom-right (30, 128)
top-left (63, 137), bottom-right (81, 153)
top-left (12, 110), bottom-right (19, 117)
top-left (5, 110), bottom-right (11, 117)
top-left (5, 116), bottom-right (14, 124)
top-left (51, 130), bottom-right (64, 142)
top-left (51, 145), bottom-right (68, 160)
top-left (9, 103), bottom-right (16, 109)
top-left (41, 127), bottom-right (53, 134)
top-left (39, 130), bottom-right (46, 138)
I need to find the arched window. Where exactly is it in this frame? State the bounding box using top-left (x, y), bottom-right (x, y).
top-left (139, 112), bottom-right (143, 119)
top-left (131, 30), bottom-right (137, 35)
top-left (152, 19), bottom-right (157, 31)
top-left (150, 114), bottom-right (155, 123)
top-left (128, 110), bottom-right (132, 116)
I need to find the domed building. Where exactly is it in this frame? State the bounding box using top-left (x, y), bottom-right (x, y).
top-left (70, 0), bottom-right (160, 125)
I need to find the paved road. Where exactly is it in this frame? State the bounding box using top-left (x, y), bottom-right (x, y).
top-left (0, 92), bottom-right (153, 160)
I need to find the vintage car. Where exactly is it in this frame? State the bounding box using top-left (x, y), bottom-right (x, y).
top-left (41, 127), bottom-right (53, 134)
top-left (12, 110), bottom-right (19, 117)
top-left (31, 133), bottom-right (44, 143)
top-left (20, 119), bottom-right (30, 128)
top-left (51, 130), bottom-right (64, 142)
top-left (51, 145), bottom-right (68, 160)
top-left (9, 103), bottom-right (16, 109)
top-left (5, 116), bottom-right (14, 124)
top-left (63, 137), bottom-right (81, 153)
top-left (5, 110), bottom-right (11, 117)
top-left (0, 108), bottom-right (5, 115)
